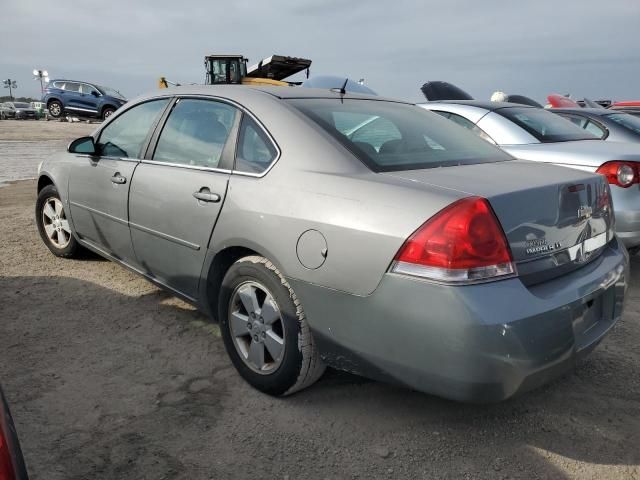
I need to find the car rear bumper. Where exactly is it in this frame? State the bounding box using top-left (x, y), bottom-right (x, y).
top-left (611, 185), bottom-right (640, 248)
top-left (289, 237), bottom-right (629, 403)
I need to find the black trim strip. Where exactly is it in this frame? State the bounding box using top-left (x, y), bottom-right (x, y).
top-left (70, 201), bottom-right (200, 251)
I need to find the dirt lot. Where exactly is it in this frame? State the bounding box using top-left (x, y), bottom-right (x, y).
top-left (1, 122), bottom-right (639, 479)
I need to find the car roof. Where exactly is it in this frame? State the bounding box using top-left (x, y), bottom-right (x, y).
top-left (49, 79), bottom-right (95, 84)
top-left (422, 100), bottom-right (535, 111)
top-left (145, 84), bottom-right (407, 104)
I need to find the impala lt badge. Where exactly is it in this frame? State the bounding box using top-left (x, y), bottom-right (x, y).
top-left (526, 238), bottom-right (562, 255)
top-left (578, 205), bottom-right (593, 220)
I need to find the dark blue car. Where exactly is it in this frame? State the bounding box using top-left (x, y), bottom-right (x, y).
top-left (42, 79), bottom-right (127, 120)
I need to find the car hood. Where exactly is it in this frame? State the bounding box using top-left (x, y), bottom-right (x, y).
top-left (501, 140), bottom-right (640, 167)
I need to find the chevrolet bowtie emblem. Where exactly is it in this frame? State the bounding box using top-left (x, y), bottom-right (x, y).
top-left (578, 205), bottom-right (593, 220)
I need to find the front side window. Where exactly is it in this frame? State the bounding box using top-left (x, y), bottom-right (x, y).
top-left (80, 84), bottom-right (97, 95)
top-left (234, 115), bottom-right (278, 174)
top-left (288, 99), bottom-right (511, 172)
top-left (153, 99), bottom-right (238, 168)
top-left (498, 107), bottom-right (598, 142)
top-left (97, 99), bottom-right (169, 158)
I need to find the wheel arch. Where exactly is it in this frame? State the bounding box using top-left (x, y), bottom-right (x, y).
top-left (201, 245), bottom-right (291, 321)
top-left (37, 174), bottom-right (55, 193)
top-left (100, 104), bottom-right (117, 116)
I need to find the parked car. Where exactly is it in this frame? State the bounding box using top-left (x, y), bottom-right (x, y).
top-left (609, 101), bottom-right (640, 118)
top-left (420, 100), bottom-right (640, 251)
top-left (0, 102), bottom-right (37, 120)
top-left (29, 102), bottom-right (47, 119)
top-left (42, 79), bottom-right (127, 119)
top-left (551, 108), bottom-right (640, 143)
top-left (0, 386), bottom-right (29, 480)
top-left (35, 86), bottom-right (628, 402)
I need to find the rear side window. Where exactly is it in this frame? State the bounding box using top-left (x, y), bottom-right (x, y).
top-left (153, 99), bottom-right (238, 168)
top-left (442, 112), bottom-right (496, 143)
top-left (288, 99), bottom-right (511, 172)
top-left (64, 82), bottom-right (80, 93)
top-left (234, 115), bottom-right (278, 174)
top-left (97, 99), bottom-right (169, 158)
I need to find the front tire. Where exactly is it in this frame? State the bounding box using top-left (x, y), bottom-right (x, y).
top-left (219, 256), bottom-right (325, 396)
top-left (36, 185), bottom-right (80, 258)
top-left (48, 100), bottom-right (63, 118)
top-left (102, 107), bottom-right (115, 120)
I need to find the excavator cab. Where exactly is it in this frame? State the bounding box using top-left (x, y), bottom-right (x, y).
top-left (205, 55), bottom-right (248, 85)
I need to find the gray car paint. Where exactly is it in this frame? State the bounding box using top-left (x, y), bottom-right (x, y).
top-left (420, 102), bottom-right (640, 248)
top-left (552, 108), bottom-right (640, 143)
top-left (37, 85), bottom-right (629, 402)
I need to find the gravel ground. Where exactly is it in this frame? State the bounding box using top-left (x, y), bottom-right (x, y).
top-left (1, 122), bottom-right (639, 479)
top-left (0, 120), bottom-right (95, 185)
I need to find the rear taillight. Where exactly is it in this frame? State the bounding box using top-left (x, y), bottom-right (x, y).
top-left (596, 161), bottom-right (639, 188)
top-left (0, 415), bottom-right (16, 480)
top-left (390, 196), bottom-right (516, 283)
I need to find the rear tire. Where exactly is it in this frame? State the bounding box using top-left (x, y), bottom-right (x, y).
top-left (218, 256), bottom-right (325, 396)
top-left (36, 185), bottom-right (80, 258)
top-left (48, 100), bottom-right (63, 118)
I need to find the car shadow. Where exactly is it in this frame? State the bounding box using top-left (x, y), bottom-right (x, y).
top-left (1, 273), bottom-right (638, 479)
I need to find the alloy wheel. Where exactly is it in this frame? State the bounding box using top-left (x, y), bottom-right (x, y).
top-left (42, 197), bottom-right (71, 248)
top-left (49, 103), bottom-right (61, 116)
top-left (228, 281), bottom-right (286, 374)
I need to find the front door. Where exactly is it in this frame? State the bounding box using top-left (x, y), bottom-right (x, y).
top-left (78, 83), bottom-right (100, 116)
top-left (128, 98), bottom-right (239, 300)
top-left (68, 98), bottom-right (170, 264)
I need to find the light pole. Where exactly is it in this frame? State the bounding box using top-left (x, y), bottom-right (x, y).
top-left (33, 69), bottom-right (49, 96)
top-left (3, 79), bottom-right (17, 100)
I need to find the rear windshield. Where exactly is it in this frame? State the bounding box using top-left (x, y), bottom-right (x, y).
top-left (497, 107), bottom-right (598, 142)
top-left (287, 99), bottom-right (511, 172)
top-left (605, 113), bottom-right (640, 135)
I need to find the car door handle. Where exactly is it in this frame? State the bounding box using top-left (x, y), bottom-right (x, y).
top-left (111, 173), bottom-right (126, 184)
top-left (193, 189), bottom-right (221, 203)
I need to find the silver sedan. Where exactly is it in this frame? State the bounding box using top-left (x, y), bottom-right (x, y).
top-left (420, 101), bottom-right (640, 250)
top-left (36, 86), bottom-right (628, 402)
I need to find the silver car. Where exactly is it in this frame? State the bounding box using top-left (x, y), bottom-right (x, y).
top-left (419, 101), bottom-right (640, 250)
top-left (36, 86), bottom-right (628, 402)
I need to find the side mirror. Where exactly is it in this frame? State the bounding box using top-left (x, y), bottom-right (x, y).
top-left (91, 90), bottom-right (100, 97)
top-left (68, 136), bottom-right (97, 155)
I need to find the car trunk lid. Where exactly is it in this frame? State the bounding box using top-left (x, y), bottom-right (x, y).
top-left (384, 160), bottom-right (614, 284)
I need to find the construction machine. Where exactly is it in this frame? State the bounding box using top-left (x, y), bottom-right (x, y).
top-left (158, 53), bottom-right (312, 89)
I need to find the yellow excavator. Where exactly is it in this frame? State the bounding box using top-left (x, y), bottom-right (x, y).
top-left (159, 54), bottom-right (311, 89)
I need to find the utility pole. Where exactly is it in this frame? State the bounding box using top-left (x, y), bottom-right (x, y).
top-left (33, 69), bottom-right (49, 95)
top-left (3, 79), bottom-right (18, 100)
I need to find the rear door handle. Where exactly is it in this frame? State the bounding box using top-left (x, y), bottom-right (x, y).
top-left (193, 188), bottom-right (221, 203)
top-left (111, 173), bottom-right (126, 184)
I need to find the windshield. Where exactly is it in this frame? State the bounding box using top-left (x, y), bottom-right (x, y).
top-left (14, 103), bottom-right (30, 108)
top-left (498, 107), bottom-right (598, 142)
top-left (97, 85), bottom-right (125, 99)
top-left (606, 113), bottom-right (640, 135)
top-left (287, 99), bottom-right (512, 172)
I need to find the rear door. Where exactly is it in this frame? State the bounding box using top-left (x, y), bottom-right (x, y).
top-left (62, 82), bottom-right (83, 113)
top-left (128, 97), bottom-right (239, 300)
top-left (68, 98), bottom-right (171, 264)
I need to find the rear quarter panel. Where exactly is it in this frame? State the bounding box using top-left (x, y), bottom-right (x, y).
top-left (209, 97), bottom-right (465, 296)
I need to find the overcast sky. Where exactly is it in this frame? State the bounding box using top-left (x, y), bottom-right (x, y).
top-left (2, 0), bottom-right (639, 103)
